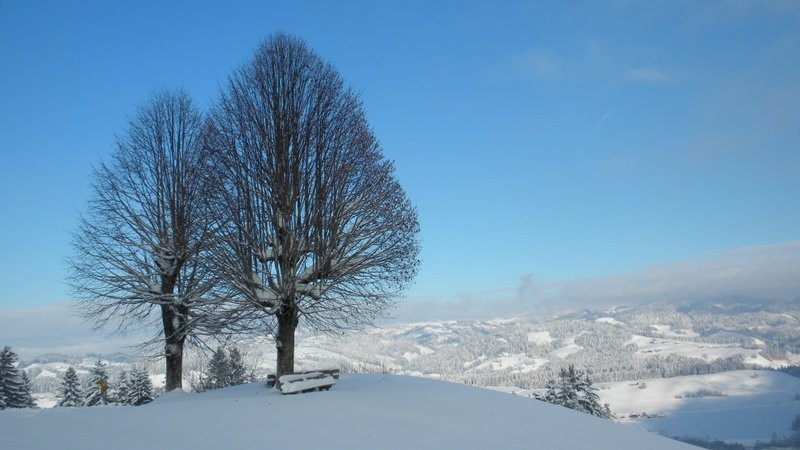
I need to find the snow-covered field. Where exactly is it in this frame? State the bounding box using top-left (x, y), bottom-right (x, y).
top-left (629, 334), bottom-right (767, 365)
top-left (0, 374), bottom-right (696, 450)
top-left (599, 370), bottom-right (800, 445)
top-left (489, 370), bottom-right (800, 445)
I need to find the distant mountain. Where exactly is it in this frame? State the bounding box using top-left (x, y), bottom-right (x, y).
top-left (17, 301), bottom-right (800, 400)
top-left (674, 297), bottom-right (800, 314)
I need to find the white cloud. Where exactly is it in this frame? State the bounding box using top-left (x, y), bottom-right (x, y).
top-left (0, 302), bottom-right (150, 360)
top-left (4, 242), bottom-right (798, 354)
top-left (392, 286), bottom-right (521, 323)
top-left (398, 241), bottom-right (800, 321)
top-left (493, 44), bottom-right (675, 85)
top-left (533, 241), bottom-right (800, 308)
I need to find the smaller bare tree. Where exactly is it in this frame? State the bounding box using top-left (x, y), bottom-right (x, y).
top-left (69, 89), bottom-right (220, 391)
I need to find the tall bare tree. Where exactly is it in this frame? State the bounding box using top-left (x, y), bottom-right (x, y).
top-left (69, 89), bottom-right (218, 391)
top-left (209, 34), bottom-right (420, 378)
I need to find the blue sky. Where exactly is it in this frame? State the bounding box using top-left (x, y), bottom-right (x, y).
top-left (1, 0), bottom-right (798, 313)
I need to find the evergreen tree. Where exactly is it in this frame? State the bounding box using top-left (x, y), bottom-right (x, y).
top-left (58, 367), bottom-right (82, 407)
top-left (127, 368), bottom-right (154, 406)
top-left (207, 347), bottom-right (230, 389)
top-left (110, 370), bottom-right (131, 405)
top-left (19, 371), bottom-right (35, 408)
top-left (543, 374), bottom-right (570, 408)
top-left (541, 364), bottom-right (611, 419)
top-left (83, 360), bottom-right (109, 406)
top-left (0, 346), bottom-right (26, 409)
top-left (228, 347), bottom-right (249, 386)
top-left (192, 346), bottom-right (253, 392)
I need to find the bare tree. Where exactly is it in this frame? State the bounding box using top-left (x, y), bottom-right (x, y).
top-left (209, 33), bottom-right (420, 378)
top-left (69, 89), bottom-right (219, 391)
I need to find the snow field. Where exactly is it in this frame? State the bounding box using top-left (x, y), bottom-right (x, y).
top-left (527, 330), bottom-right (555, 345)
top-left (0, 374), bottom-right (697, 450)
top-left (598, 370), bottom-right (800, 444)
top-left (628, 335), bottom-right (767, 364)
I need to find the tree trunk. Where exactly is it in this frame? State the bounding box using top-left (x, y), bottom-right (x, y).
top-left (161, 304), bottom-right (185, 391)
top-left (164, 337), bottom-right (184, 391)
top-left (275, 305), bottom-right (298, 381)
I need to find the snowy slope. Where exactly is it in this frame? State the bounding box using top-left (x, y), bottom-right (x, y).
top-left (0, 374), bottom-right (696, 450)
top-left (598, 370), bottom-right (800, 445)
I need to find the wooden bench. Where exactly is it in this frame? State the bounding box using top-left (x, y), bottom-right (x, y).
top-left (279, 371), bottom-right (334, 394)
top-left (265, 369), bottom-right (340, 394)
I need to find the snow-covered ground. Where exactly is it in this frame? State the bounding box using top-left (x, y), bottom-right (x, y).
top-left (485, 369), bottom-right (800, 445)
top-left (471, 352), bottom-right (548, 373)
top-left (598, 370), bottom-right (800, 445)
top-left (550, 334), bottom-right (584, 359)
top-left (527, 330), bottom-right (555, 344)
top-left (8, 301), bottom-right (800, 447)
top-left (0, 374), bottom-right (696, 450)
top-left (596, 317), bottom-right (624, 326)
top-left (629, 335), bottom-right (766, 365)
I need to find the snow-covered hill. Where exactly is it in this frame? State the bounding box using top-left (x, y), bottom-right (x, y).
top-left (10, 301), bottom-right (800, 445)
top-left (600, 370), bottom-right (800, 446)
top-left (17, 301), bottom-right (800, 395)
top-left (262, 301), bottom-right (800, 389)
top-left (0, 374), bottom-right (697, 450)
top-left (488, 369), bottom-right (800, 445)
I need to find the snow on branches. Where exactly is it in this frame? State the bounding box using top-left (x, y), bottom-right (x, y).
top-left (0, 347), bottom-right (34, 409)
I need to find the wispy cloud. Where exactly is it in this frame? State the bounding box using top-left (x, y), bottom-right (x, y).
top-left (4, 242), bottom-right (798, 350)
top-left (624, 67), bottom-right (670, 83)
top-left (682, 78), bottom-right (800, 168)
top-left (509, 48), bottom-right (565, 80)
top-left (595, 110), bottom-right (613, 129)
top-left (492, 43), bottom-right (675, 85)
top-left (533, 241), bottom-right (800, 308)
top-left (392, 286), bottom-right (520, 323)
top-left (0, 302), bottom-right (150, 360)
top-left (397, 241), bottom-right (800, 321)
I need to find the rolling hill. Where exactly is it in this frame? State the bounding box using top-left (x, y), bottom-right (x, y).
top-left (0, 374), bottom-right (697, 450)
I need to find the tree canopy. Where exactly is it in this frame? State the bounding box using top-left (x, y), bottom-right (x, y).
top-left (208, 33), bottom-right (420, 377)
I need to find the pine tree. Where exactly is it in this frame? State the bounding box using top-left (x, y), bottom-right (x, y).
top-left (127, 368), bottom-right (154, 406)
top-left (543, 374), bottom-right (569, 408)
top-left (541, 364), bottom-right (611, 419)
top-left (58, 367), bottom-right (82, 407)
top-left (228, 347), bottom-right (249, 386)
top-left (207, 347), bottom-right (230, 389)
top-left (83, 360), bottom-right (109, 406)
top-left (19, 371), bottom-right (35, 408)
top-left (110, 370), bottom-right (131, 405)
top-left (0, 346), bottom-right (26, 409)
top-left (192, 346), bottom-right (253, 393)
